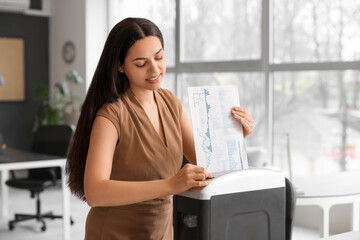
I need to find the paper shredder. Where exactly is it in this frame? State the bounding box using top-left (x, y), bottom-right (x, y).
top-left (173, 168), bottom-right (286, 240)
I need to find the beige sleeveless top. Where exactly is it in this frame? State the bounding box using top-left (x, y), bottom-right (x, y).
top-left (84, 88), bottom-right (183, 240)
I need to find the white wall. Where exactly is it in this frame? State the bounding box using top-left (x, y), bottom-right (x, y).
top-left (49, 0), bottom-right (108, 100)
top-left (85, 0), bottom-right (108, 90)
top-left (49, 0), bottom-right (86, 100)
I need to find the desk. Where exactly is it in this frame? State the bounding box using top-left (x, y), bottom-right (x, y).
top-left (321, 231), bottom-right (360, 239)
top-left (0, 148), bottom-right (71, 240)
top-left (294, 172), bottom-right (360, 238)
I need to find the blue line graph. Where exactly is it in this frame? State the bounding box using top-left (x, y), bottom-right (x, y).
top-left (188, 86), bottom-right (248, 173)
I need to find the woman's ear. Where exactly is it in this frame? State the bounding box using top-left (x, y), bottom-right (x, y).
top-left (118, 64), bottom-right (124, 73)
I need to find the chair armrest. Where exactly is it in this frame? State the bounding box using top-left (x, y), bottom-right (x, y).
top-left (48, 168), bottom-right (58, 185)
top-left (10, 170), bottom-right (16, 179)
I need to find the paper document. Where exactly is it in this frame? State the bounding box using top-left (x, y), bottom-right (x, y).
top-left (188, 86), bottom-right (248, 173)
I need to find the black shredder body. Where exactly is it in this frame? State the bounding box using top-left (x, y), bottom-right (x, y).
top-left (174, 168), bottom-right (286, 240)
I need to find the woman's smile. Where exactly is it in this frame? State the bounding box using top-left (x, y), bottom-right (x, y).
top-left (146, 74), bottom-right (161, 83)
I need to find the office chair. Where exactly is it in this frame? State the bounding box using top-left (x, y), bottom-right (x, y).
top-left (6, 124), bottom-right (75, 232)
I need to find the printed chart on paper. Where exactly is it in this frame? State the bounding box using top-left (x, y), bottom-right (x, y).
top-left (188, 86), bottom-right (248, 174)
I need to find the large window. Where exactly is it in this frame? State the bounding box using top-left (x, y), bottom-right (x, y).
top-left (109, 0), bottom-right (360, 175)
top-left (273, 0), bottom-right (360, 176)
top-left (274, 0), bottom-right (360, 63)
top-left (181, 0), bottom-right (261, 62)
top-left (273, 71), bottom-right (360, 175)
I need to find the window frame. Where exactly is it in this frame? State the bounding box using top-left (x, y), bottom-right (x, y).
top-left (108, 0), bottom-right (360, 165)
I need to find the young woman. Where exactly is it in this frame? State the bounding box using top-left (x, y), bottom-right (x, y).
top-left (66, 17), bottom-right (254, 239)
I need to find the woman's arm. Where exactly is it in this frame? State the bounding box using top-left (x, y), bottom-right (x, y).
top-left (84, 116), bottom-right (211, 207)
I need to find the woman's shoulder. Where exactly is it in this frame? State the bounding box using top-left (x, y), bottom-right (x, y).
top-left (95, 99), bottom-right (123, 137)
top-left (96, 98), bottom-right (125, 117)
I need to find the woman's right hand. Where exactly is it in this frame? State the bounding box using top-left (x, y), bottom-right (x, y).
top-left (169, 164), bottom-right (212, 195)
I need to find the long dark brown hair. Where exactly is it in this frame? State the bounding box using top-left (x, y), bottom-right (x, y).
top-left (66, 18), bottom-right (164, 201)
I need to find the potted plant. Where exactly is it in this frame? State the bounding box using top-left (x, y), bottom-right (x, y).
top-left (33, 83), bottom-right (62, 131)
top-left (33, 70), bottom-right (84, 130)
top-left (54, 70), bottom-right (84, 125)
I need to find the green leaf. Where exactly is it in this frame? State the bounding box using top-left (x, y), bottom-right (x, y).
top-left (65, 70), bottom-right (84, 85)
top-left (33, 83), bottom-right (48, 101)
top-left (42, 106), bottom-right (62, 124)
top-left (55, 82), bottom-right (69, 96)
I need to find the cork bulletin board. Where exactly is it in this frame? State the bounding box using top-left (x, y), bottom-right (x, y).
top-left (0, 38), bottom-right (25, 101)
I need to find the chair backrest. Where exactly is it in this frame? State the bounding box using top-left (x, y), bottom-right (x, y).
top-left (32, 124), bottom-right (74, 157)
top-left (29, 124), bottom-right (74, 180)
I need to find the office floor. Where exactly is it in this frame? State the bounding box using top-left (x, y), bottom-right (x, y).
top-left (0, 187), bottom-right (89, 240)
top-left (0, 187), bottom-right (321, 240)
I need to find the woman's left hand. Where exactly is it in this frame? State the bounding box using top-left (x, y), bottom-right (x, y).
top-left (231, 107), bottom-right (254, 138)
